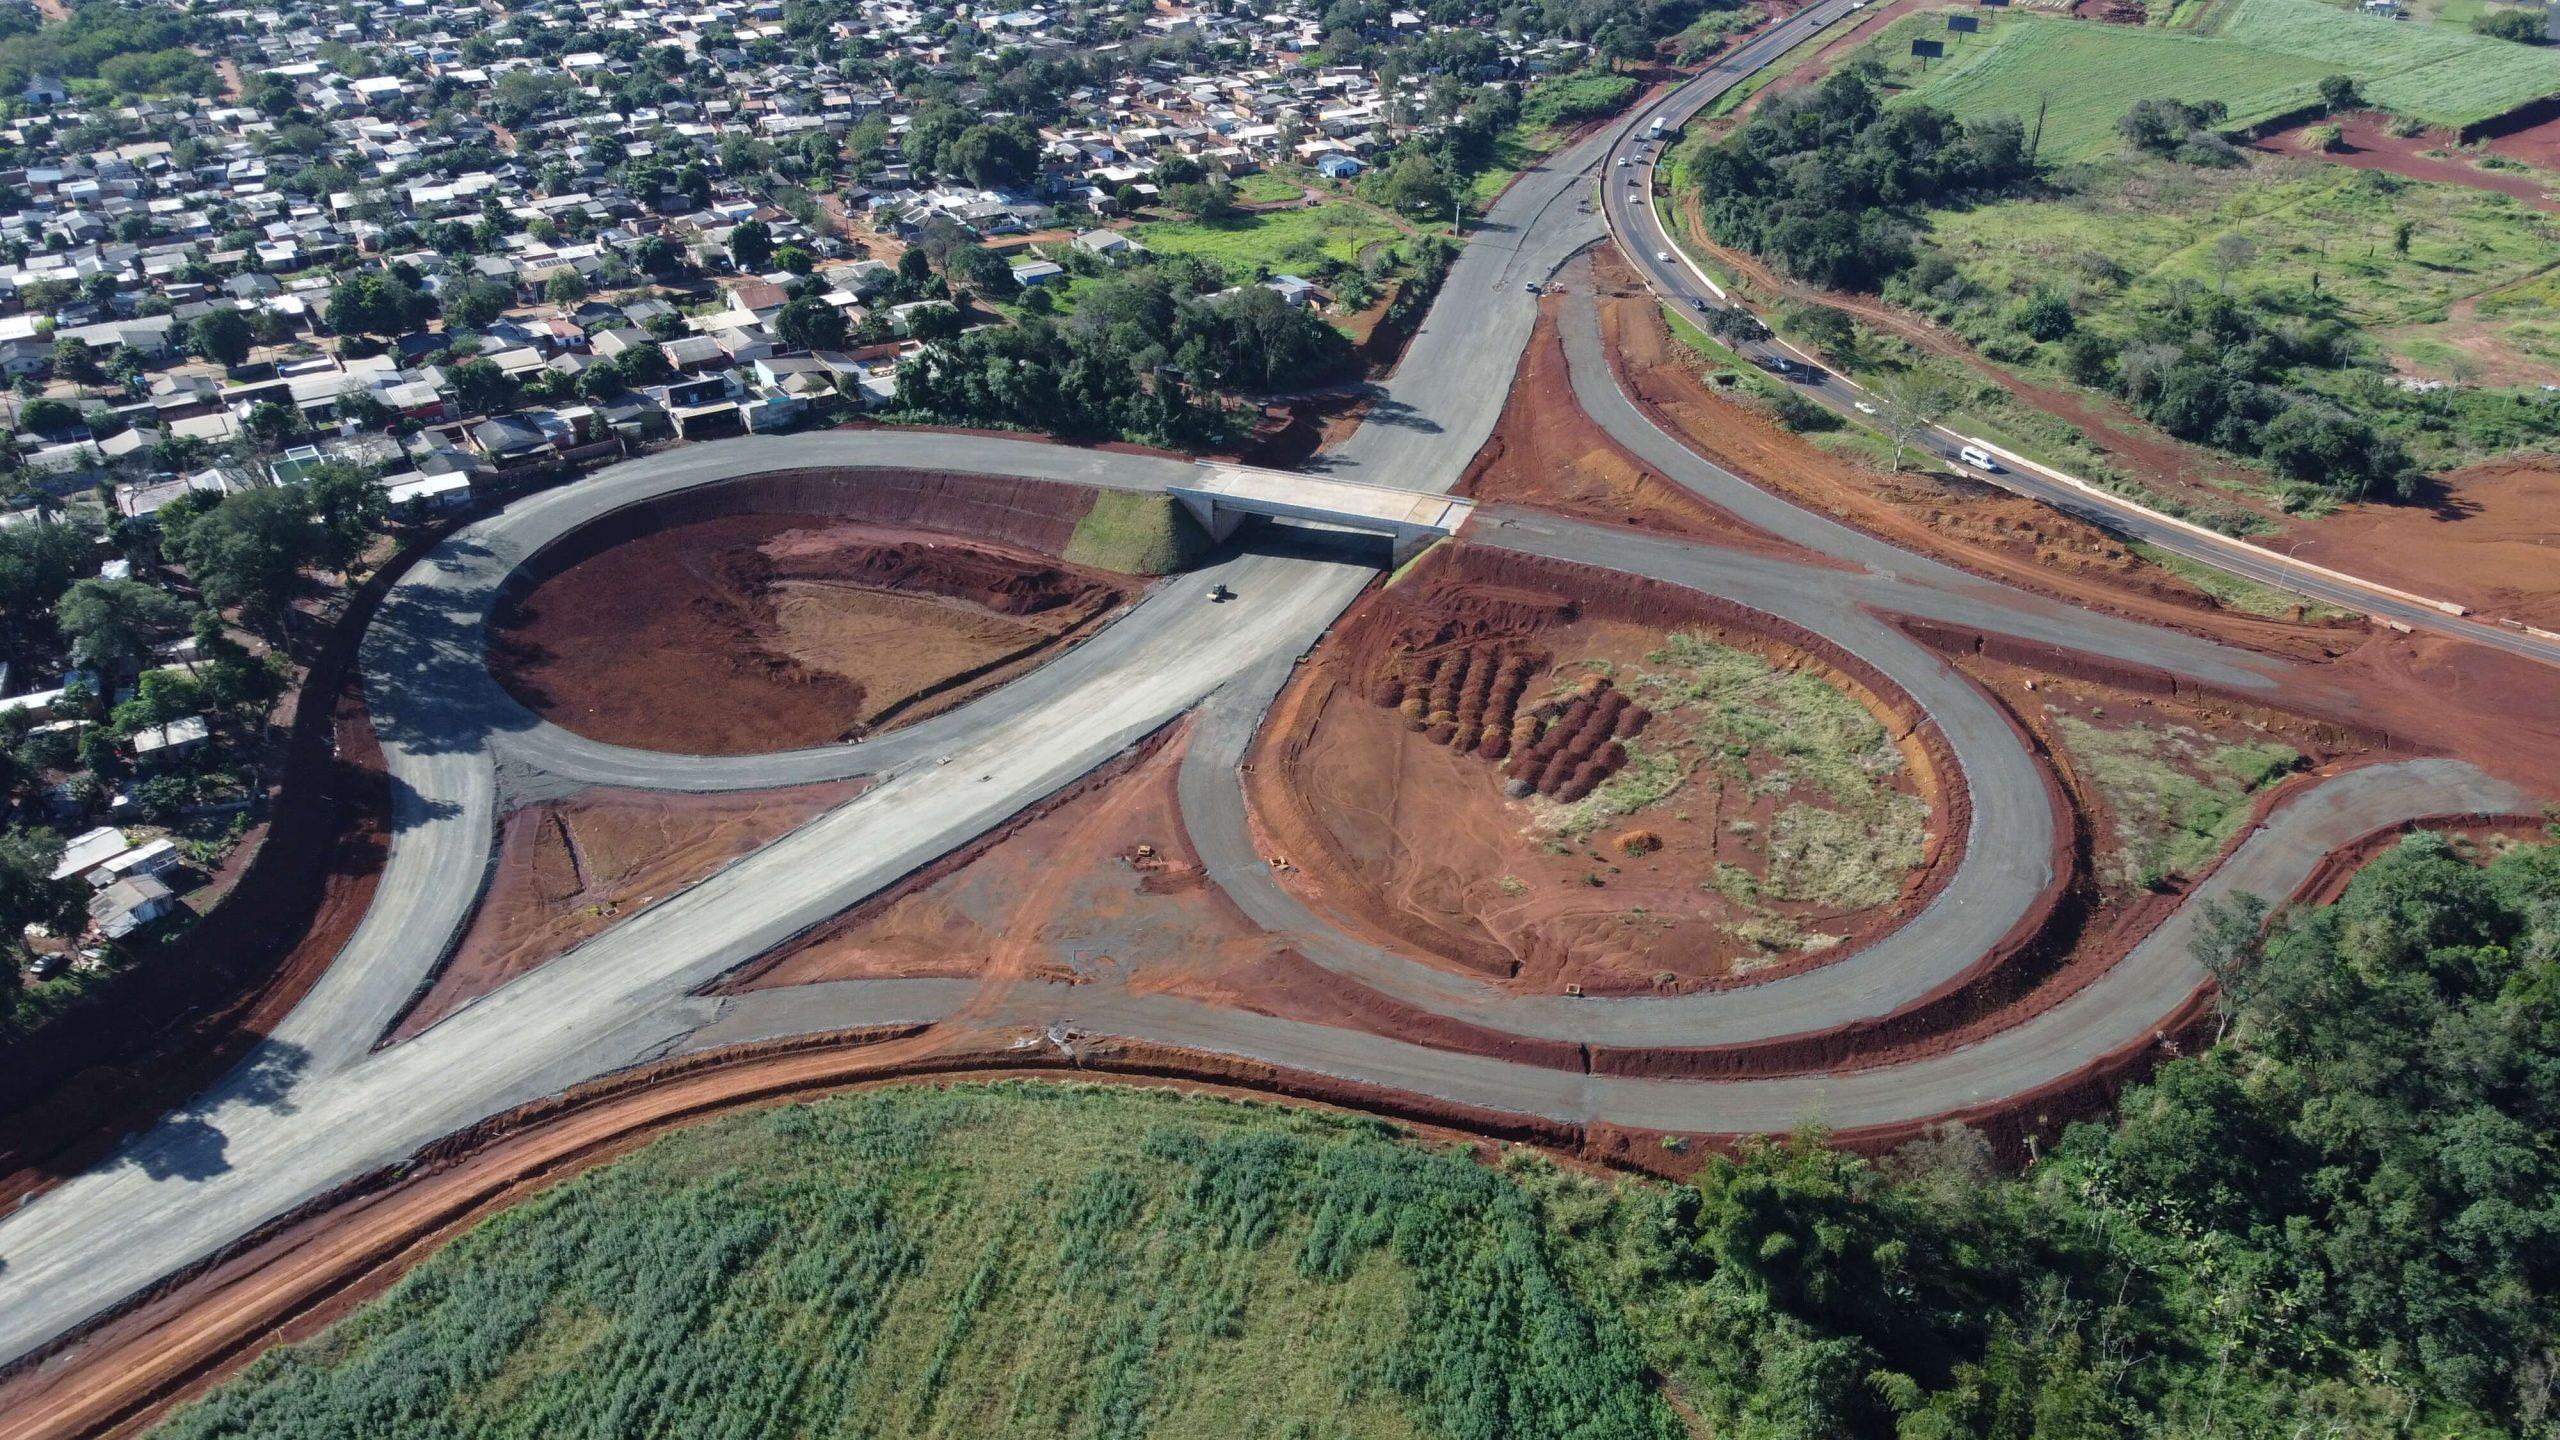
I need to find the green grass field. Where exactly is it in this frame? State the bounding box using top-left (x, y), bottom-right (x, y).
top-left (1893, 0), bottom-right (2560, 163)
top-left (1924, 153), bottom-right (2560, 397)
top-left (154, 1086), bottom-right (1676, 1440)
top-left (2200, 0), bottom-right (2560, 125)
top-left (1897, 17), bottom-right (2336, 161)
top-left (1230, 171), bottom-right (1305, 204)
top-left (1133, 201), bottom-right (1405, 282)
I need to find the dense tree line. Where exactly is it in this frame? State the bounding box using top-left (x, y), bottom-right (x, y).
top-left (1598, 832), bottom-right (2560, 1436)
top-left (890, 264), bottom-right (1353, 447)
top-left (1689, 64), bottom-right (2035, 291)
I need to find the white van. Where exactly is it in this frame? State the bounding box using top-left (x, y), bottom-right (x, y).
top-left (1958, 444), bottom-right (1999, 472)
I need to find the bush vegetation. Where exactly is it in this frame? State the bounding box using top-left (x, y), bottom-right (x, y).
top-left (1688, 64), bottom-right (2036, 291)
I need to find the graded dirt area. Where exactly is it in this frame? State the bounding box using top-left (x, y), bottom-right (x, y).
top-left (2485, 109), bottom-right (2560, 172)
top-left (728, 721), bottom-right (1281, 996)
top-left (2254, 114), bottom-right (2560, 214)
top-left (1458, 295), bottom-right (1818, 560)
top-left (493, 515), bottom-right (1129, 755)
top-left (1246, 544), bottom-right (1952, 996)
top-left (393, 778), bottom-right (873, 1041)
top-left (2277, 464), bottom-right (2560, 628)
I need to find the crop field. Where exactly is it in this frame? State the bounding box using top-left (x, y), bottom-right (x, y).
top-left (1895, 18), bottom-right (2336, 162)
top-left (155, 1086), bottom-right (1674, 1440)
top-left (1892, 0), bottom-right (2560, 164)
top-left (1133, 200), bottom-right (1405, 281)
top-left (2199, 0), bottom-right (2560, 126)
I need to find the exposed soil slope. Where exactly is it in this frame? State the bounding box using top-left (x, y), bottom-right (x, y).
top-left (493, 515), bottom-right (1129, 755)
top-left (2274, 464), bottom-right (2560, 629)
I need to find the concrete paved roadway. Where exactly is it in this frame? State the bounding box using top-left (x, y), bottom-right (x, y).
top-left (1594, 90), bottom-right (2560, 670)
top-left (0, 14), bottom-right (2533, 1371)
top-left (1317, 0), bottom-right (1866, 490)
top-left (0, 436), bottom-right (1377, 1367)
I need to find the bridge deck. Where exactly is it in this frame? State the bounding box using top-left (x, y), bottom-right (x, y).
top-left (1178, 464), bottom-right (1475, 534)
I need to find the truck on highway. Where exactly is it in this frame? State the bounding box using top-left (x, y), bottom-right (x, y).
top-left (1648, 116), bottom-right (1672, 140)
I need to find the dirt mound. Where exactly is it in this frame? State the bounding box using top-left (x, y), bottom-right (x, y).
top-left (1246, 543), bottom-right (1955, 994)
top-left (493, 516), bottom-right (1129, 756)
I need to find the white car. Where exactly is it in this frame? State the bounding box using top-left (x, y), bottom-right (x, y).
top-left (1853, 400), bottom-right (1877, 415)
top-left (1958, 445), bottom-right (2001, 472)
top-left (1656, 249), bottom-right (1672, 263)
top-left (1616, 157), bottom-right (1631, 167)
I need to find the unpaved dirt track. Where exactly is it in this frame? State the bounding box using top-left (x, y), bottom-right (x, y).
top-left (0, 5), bottom-right (2543, 1404)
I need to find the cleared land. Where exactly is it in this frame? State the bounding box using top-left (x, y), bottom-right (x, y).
top-left (149, 1085), bottom-right (1673, 1440)
top-left (491, 515), bottom-right (1128, 755)
top-left (1132, 200), bottom-right (1406, 281)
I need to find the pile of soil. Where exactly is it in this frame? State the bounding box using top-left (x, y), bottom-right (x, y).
top-left (1456, 292), bottom-right (1813, 557)
top-left (392, 778), bottom-right (872, 1040)
top-left (1245, 544), bottom-right (1951, 995)
top-left (493, 515), bottom-right (1128, 755)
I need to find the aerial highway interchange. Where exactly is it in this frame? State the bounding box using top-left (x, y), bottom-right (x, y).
top-left (0, 9), bottom-right (2544, 1419)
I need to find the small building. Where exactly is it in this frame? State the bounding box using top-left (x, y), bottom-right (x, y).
top-left (1010, 259), bottom-right (1066, 287)
top-left (89, 874), bottom-right (175, 940)
top-left (1316, 153), bottom-right (1365, 180)
top-left (50, 826), bottom-right (131, 883)
top-left (88, 836), bottom-right (180, 889)
top-left (131, 715), bottom-right (210, 766)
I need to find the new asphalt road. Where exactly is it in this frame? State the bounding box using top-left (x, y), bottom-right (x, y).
top-left (0, 15), bottom-right (2535, 1374)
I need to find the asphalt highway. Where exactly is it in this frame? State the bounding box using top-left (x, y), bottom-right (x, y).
top-left (0, 17), bottom-right (2539, 1377)
top-left (1594, 76), bottom-right (2560, 670)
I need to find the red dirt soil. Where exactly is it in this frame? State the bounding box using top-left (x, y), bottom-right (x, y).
top-left (2254, 113), bottom-right (2560, 214)
top-left (2484, 109), bottom-right (2560, 172)
top-left (493, 515), bottom-right (1128, 755)
top-left (2273, 464), bottom-right (2560, 629)
top-left (391, 779), bottom-right (874, 1042)
top-left (1245, 543), bottom-right (1957, 995)
top-left (731, 721), bottom-right (1277, 993)
top-left (1592, 249), bottom-right (2367, 658)
top-left (1458, 295), bottom-right (1828, 561)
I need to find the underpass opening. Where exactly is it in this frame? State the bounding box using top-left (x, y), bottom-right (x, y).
top-left (1171, 463), bottom-right (1474, 569)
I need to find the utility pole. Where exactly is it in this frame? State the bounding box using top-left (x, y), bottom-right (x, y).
top-left (2029, 95), bottom-right (2048, 167)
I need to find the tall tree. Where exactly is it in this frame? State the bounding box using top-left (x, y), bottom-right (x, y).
top-left (55, 577), bottom-right (186, 675)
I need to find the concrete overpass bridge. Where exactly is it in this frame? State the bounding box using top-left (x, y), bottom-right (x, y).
top-left (1171, 463), bottom-right (1475, 565)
